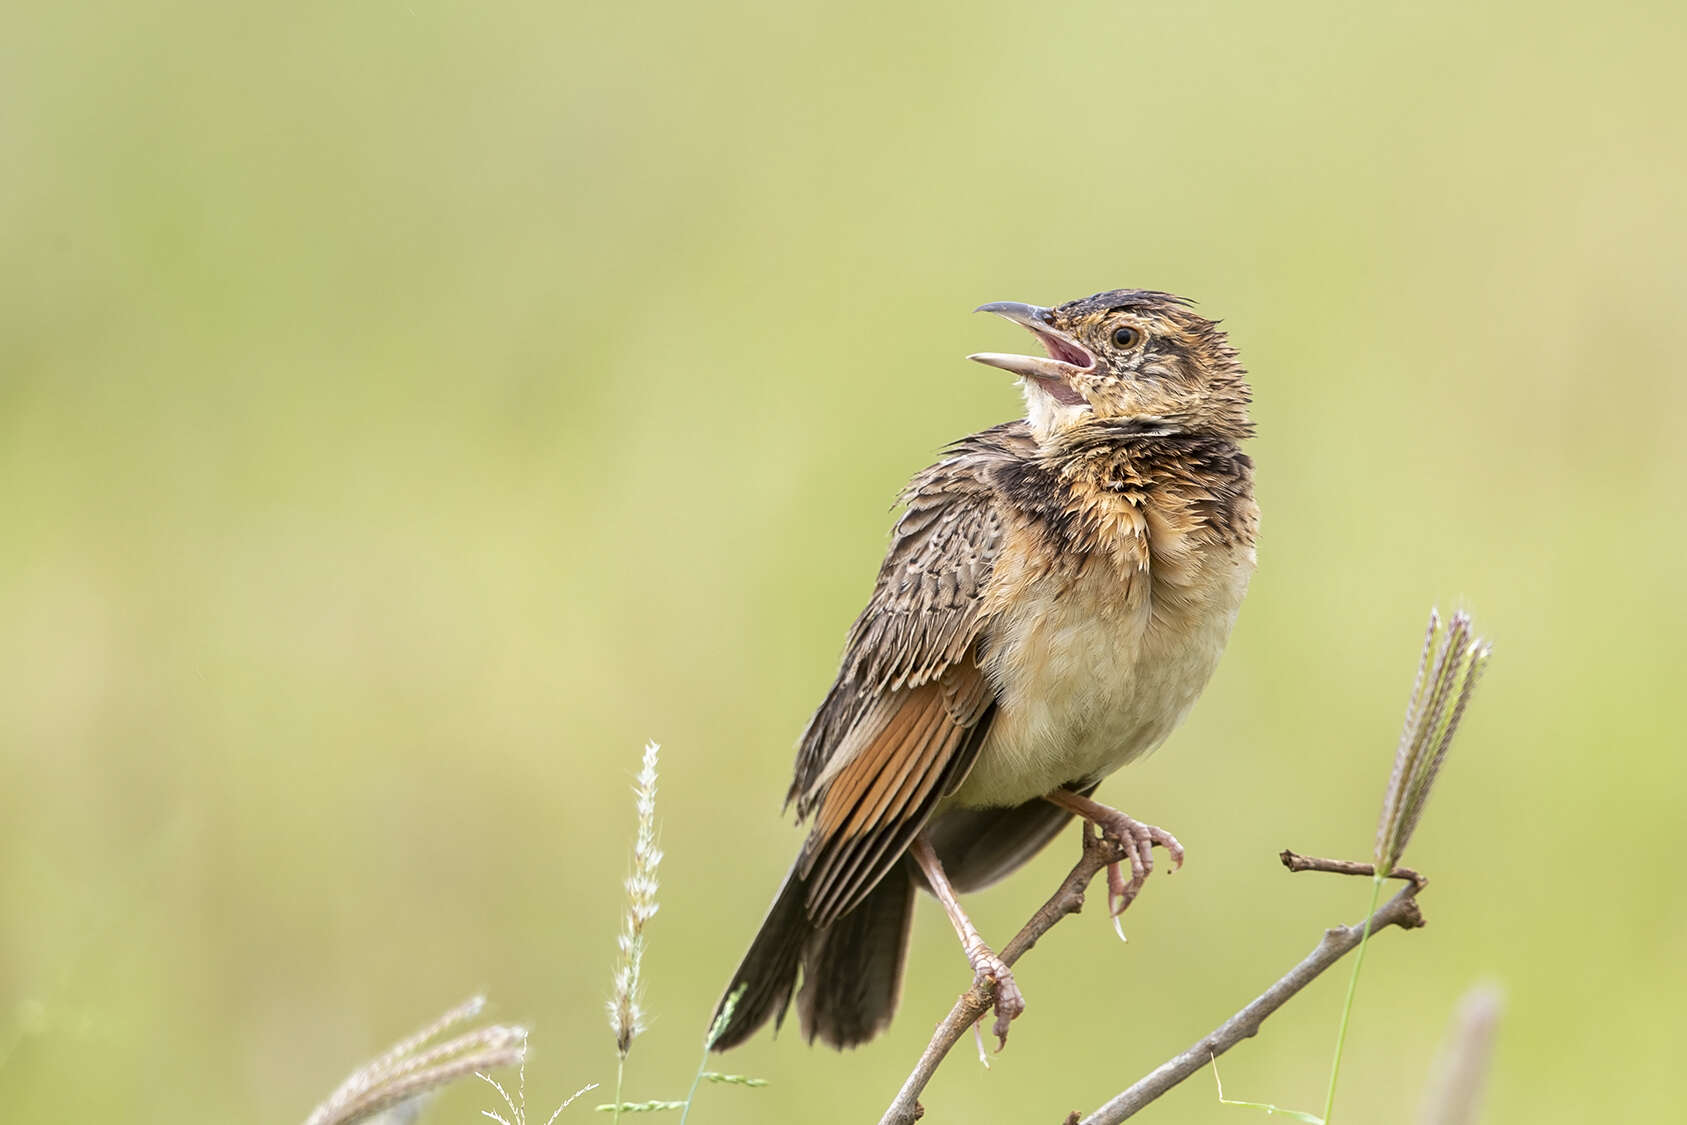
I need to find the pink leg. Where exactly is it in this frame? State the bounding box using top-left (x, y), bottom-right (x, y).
top-left (909, 835), bottom-right (1025, 1048)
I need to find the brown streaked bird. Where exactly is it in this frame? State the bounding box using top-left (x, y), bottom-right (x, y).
top-left (710, 289), bottom-right (1258, 1052)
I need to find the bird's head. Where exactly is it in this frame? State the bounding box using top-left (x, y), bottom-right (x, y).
top-left (969, 290), bottom-right (1252, 444)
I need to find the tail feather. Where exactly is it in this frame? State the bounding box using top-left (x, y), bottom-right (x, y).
top-left (710, 859), bottom-right (813, 1051)
top-left (711, 858), bottom-right (916, 1051)
top-left (712, 784), bottom-right (1101, 1051)
top-left (797, 861), bottom-right (915, 1048)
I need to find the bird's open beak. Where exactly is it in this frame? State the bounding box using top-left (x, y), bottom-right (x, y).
top-left (968, 302), bottom-right (1093, 406)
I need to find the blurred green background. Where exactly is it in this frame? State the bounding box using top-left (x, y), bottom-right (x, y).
top-left (3, 1), bottom-right (1683, 1121)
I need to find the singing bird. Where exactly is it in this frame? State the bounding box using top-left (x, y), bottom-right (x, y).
top-left (711, 289), bottom-right (1258, 1051)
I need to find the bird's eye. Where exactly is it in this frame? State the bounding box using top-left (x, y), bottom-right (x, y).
top-left (1111, 325), bottom-right (1143, 349)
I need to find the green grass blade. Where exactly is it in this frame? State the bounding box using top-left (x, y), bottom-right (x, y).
top-left (1320, 875), bottom-right (1385, 1124)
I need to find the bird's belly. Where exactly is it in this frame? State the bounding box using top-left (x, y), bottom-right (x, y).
top-left (949, 548), bottom-right (1252, 809)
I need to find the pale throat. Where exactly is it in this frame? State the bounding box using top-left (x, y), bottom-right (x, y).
top-left (1022, 380), bottom-right (1194, 444)
top-left (1021, 382), bottom-right (1090, 442)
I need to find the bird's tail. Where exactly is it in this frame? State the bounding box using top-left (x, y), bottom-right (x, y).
top-left (710, 857), bottom-right (915, 1051)
top-left (709, 859), bottom-right (812, 1051)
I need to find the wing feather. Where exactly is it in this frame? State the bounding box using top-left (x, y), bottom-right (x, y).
top-left (801, 662), bottom-right (991, 926)
top-left (775, 421), bottom-right (1033, 930)
top-left (788, 421), bottom-right (1032, 813)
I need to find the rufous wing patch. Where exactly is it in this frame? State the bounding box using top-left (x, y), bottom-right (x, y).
top-left (800, 661), bottom-right (988, 926)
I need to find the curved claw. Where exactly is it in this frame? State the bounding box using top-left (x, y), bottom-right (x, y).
top-left (1154, 826), bottom-right (1186, 873)
top-left (969, 950), bottom-right (1024, 1050)
top-left (1099, 815), bottom-right (1185, 920)
top-left (1044, 789), bottom-right (1187, 937)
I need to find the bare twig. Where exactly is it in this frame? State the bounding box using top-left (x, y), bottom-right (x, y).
top-left (877, 827), bottom-right (1130, 1125)
top-left (1279, 849), bottom-right (1425, 892)
top-left (1076, 882), bottom-right (1426, 1124)
top-left (879, 607), bottom-right (1486, 1124)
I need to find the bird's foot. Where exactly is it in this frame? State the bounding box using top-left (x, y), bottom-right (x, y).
top-left (1094, 813), bottom-right (1184, 918)
top-left (1046, 789), bottom-right (1186, 928)
top-left (965, 940), bottom-right (1023, 1049)
top-left (909, 835), bottom-right (1024, 1048)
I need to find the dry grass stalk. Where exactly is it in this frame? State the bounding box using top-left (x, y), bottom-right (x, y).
top-left (303, 996), bottom-right (527, 1125)
top-left (608, 741), bottom-right (664, 1059)
top-left (1375, 609), bottom-right (1492, 874)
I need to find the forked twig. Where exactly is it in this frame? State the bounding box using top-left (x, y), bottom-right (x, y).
top-left (879, 606), bottom-right (1487, 1125)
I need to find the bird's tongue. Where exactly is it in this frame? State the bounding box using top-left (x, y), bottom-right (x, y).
top-left (1027, 332), bottom-right (1089, 404)
top-left (1033, 329), bottom-right (1092, 370)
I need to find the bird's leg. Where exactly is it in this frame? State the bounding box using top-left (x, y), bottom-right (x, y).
top-left (1045, 788), bottom-right (1184, 920)
top-left (909, 835), bottom-right (1024, 1049)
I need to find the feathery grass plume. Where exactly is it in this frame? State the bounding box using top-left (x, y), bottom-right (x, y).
top-left (1374, 609), bottom-right (1493, 875)
top-left (607, 740), bottom-right (664, 1125)
top-left (608, 740), bottom-right (663, 1058)
top-left (303, 996), bottom-right (527, 1125)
